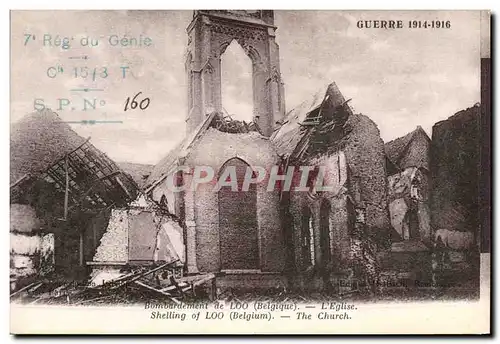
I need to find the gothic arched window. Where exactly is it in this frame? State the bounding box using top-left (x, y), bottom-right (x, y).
top-left (220, 40), bottom-right (253, 122)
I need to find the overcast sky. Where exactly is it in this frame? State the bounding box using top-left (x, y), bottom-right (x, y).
top-left (11, 10), bottom-right (482, 164)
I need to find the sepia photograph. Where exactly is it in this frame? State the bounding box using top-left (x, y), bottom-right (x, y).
top-left (9, 8), bottom-right (491, 334)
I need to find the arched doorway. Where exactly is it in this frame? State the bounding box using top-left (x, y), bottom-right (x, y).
top-left (218, 158), bottom-right (259, 270)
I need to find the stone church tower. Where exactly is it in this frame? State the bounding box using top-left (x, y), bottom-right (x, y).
top-left (185, 10), bottom-right (286, 137)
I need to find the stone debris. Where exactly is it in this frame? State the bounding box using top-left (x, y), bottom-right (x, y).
top-left (434, 228), bottom-right (475, 251)
top-left (210, 112), bottom-right (262, 134)
top-left (89, 267), bottom-right (124, 287)
top-left (10, 259), bottom-right (218, 306)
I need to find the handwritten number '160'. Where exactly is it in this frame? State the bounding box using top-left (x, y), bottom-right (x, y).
top-left (124, 92), bottom-right (150, 111)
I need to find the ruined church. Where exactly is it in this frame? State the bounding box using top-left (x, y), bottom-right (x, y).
top-left (144, 10), bottom-right (390, 290)
top-left (11, 10), bottom-right (482, 297)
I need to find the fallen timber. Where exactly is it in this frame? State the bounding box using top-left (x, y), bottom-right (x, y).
top-left (10, 260), bottom-right (216, 305)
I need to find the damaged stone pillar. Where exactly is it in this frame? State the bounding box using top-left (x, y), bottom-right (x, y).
top-left (253, 62), bottom-right (270, 136)
top-left (266, 26), bottom-right (285, 133)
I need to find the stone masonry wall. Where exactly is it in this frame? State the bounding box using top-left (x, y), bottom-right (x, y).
top-left (10, 204), bottom-right (54, 287)
top-left (337, 114), bottom-right (390, 238)
top-left (430, 105), bottom-right (480, 236)
top-left (186, 129), bottom-right (284, 273)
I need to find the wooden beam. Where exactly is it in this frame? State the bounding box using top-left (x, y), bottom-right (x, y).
top-left (193, 273), bottom-right (216, 287)
top-left (111, 260), bottom-right (179, 290)
top-left (86, 261), bottom-right (128, 266)
top-left (134, 281), bottom-right (182, 305)
top-left (10, 173), bottom-right (30, 189)
top-left (115, 175), bottom-right (132, 198)
top-left (10, 282), bottom-right (42, 298)
top-left (42, 137), bottom-right (91, 175)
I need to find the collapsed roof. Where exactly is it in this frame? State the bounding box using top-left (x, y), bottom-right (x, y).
top-left (11, 110), bottom-right (138, 211)
top-left (11, 110), bottom-right (86, 184)
top-left (271, 81), bottom-right (353, 162)
top-left (384, 126), bottom-right (431, 172)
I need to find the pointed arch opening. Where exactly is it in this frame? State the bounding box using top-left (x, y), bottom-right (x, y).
top-left (220, 40), bottom-right (254, 123)
top-left (218, 157), bottom-right (259, 270)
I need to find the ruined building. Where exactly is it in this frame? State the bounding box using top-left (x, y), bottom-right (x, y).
top-left (10, 110), bottom-right (139, 287)
top-left (430, 104), bottom-right (481, 277)
top-left (385, 126), bottom-right (432, 245)
top-left (271, 84), bottom-right (390, 290)
top-left (431, 106), bottom-right (480, 235)
top-left (145, 10), bottom-right (390, 291)
top-left (10, 110), bottom-right (185, 290)
top-left (10, 10), bottom-right (486, 299)
top-left (145, 10), bottom-right (287, 287)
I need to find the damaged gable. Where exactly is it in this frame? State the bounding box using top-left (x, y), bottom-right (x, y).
top-left (385, 126), bottom-right (431, 172)
top-left (144, 114), bottom-right (214, 193)
top-left (273, 81), bottom-right (390, 236)
top-left (270, 86), bottom-right (329, 159)
top-left (145, 110), bottom-right (266, 193)
top-left (271, 82), bottom-right (353, 163)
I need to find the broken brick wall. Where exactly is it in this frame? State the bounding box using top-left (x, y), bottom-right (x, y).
top-left (430, 105), bottom-right (480, 239)
top-left (92, 208), bottom-right (185, 264)
top-left (298, 113), bottom-right (390, 245)
top-left (82, 209), bottom-right (112, 265)
top-left (388, 167), bottom-right (431, 244)
top-left (342, 114), bottom-right (390, 236)
top-left (287, 113), bottom-right (389, 290)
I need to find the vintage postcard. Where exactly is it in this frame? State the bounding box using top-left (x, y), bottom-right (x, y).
top-left (10, 10), bottom-right (491, 334)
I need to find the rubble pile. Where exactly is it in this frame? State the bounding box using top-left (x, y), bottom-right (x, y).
top-left (210, 112), bottom-right (262, 134)
top-left (10, 260), bottom-right (216, 305)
